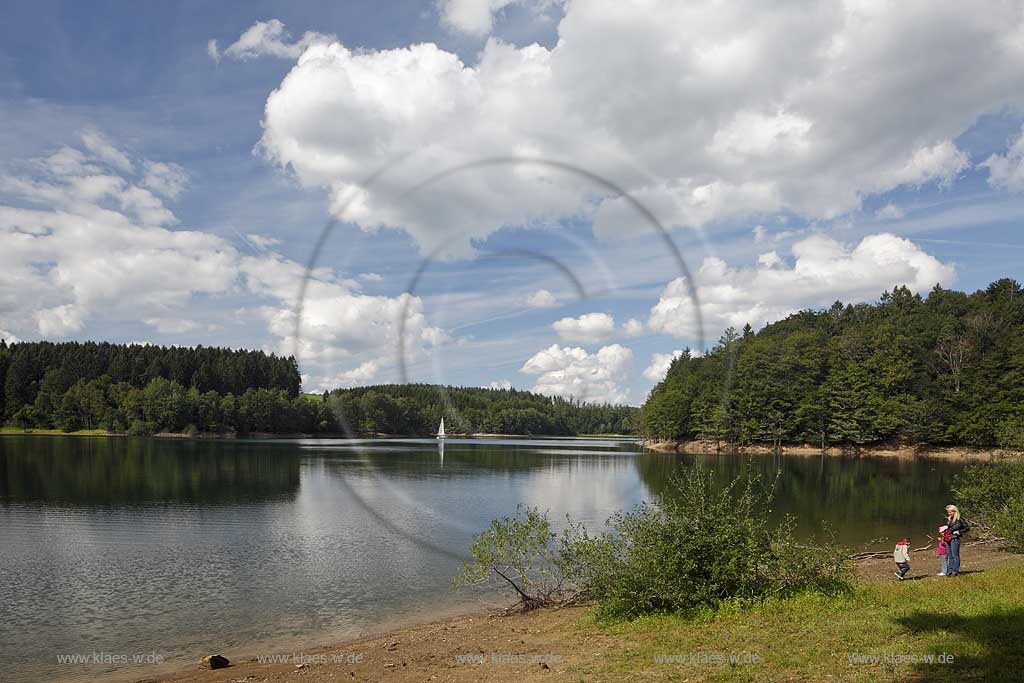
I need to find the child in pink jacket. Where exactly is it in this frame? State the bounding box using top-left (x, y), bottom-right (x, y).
top-left (937, 525), bottom-right (950, 576)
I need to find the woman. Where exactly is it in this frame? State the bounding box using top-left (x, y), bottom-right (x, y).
top-left (944, 504), bottom-right (968, 576)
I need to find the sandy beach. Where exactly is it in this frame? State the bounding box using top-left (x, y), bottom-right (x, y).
top-left (136, 545), bottom-right (1023, 683)
top-left (642, 439), bottom-right (1008, 461)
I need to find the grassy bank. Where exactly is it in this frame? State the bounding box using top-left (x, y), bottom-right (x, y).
top-left (590, 558), bottom-right (1023, 682)
top-left (148, 549), bottom-right (1023, 683)
top-left (0, 426), bottom-right (117, 436)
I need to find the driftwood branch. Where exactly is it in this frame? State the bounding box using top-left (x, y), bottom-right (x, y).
top-left (850, 536), bottom-right (1003, 561)
top-left (490, 566), bottom-right (578, 611)
top-left (492, 567), bottom-right (532, 603)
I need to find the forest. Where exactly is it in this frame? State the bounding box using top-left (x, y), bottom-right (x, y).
top-left (641, 278), bottom-right (1024, 449)
top-left (0, 341), bottom-right (637, 436)
top-left (327, 384), bottom-right (638, 436)
top-left (0, 341), bottom-right (309, 434)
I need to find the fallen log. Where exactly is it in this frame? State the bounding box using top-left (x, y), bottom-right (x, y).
top-left (850, 536), bottom-right (1003, 561)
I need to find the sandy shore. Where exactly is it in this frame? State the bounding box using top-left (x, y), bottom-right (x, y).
top-left (642, 439), bottom-right (1007, 460)
top-left (135, 545), bottom-right (1022, 683)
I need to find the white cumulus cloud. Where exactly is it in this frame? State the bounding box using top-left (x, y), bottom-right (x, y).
top-left (875, 203), bottom-right (905, 220)
top-left (245, 233), bottom-right (281, 250)
top-left (80, 128), bottom-right (133, 173)
top-left (622, 318), bottom-right (644, 337)
top-left (438, 0), bottom-right (564, 37)
top-left (256, 2), bottom-right (1024, 255)
top-left (0, 136), bottom-right (234, 337)
top-left (0, 134), bottom-right (447, 393)
top-left (526, 288), bottom-right (558, 308)
top-left (520, 343), bottom-right (633, 404)
top-left (552, 312), bottom-right (615, 344)
top-left (983, 125), bottom-right (1024, 193)
top-left (648, 233), bottom-right (955, 341)
top-left (318, 361), bottom-right (380, 389)
top-left (142, 161), bottom-right (189, 199)
top-left (643, 349), bottom-right (684, 382)
top-left (210, 19), bottom-right (335, 61)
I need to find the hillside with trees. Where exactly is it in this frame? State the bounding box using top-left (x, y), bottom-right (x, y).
top-left (328, 384), bottom-right (638, 436)
top-left (0, 341), bottom-right (637, 436)
top-left (641, 279), bottom-right (1024, 449)
top-left (0, 341), bottom-right (309, 434)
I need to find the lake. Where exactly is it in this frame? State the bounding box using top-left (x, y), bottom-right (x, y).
top-left (0, 435), bottom-right (965, 682)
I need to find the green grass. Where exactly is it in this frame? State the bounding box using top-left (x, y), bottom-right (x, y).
top-left (0, 426), bottom-right (117, 436)
top-left (570, 563), bottom-right (1024, 682)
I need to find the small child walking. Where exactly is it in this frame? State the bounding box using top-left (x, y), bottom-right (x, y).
top-left (894, 537), bottom-right (911, 580)
top-left (937, 525), bottom-right (950, 576)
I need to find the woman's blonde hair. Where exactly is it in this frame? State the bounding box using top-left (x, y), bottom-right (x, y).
top-left (946, 504), bottom-right (961, 521)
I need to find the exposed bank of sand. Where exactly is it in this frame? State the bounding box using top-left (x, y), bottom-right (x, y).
top-left (138, 545), bottom-right (1023, 683)
top-left (642, 439), bottom-right (1007, 461)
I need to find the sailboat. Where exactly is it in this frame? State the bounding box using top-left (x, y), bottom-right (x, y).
top-left (436, 417), bottom-right (446, 439)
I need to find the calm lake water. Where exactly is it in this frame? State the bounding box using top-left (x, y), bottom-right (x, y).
top-left (0, 435), bottom-right (966, 682)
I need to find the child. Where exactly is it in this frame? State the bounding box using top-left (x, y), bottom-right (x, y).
top-left (894, 537), bottom-right (911, 580)
top-left (937, 525), bottom-right (950, 576)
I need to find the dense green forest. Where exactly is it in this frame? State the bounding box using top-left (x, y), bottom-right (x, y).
top-left (0, 341), bottom-right (637, 435)
top-left (328, 384), bottom-right (638, 435)
top-left (0, 341), bottom-right (308, 434)
top-left (641, 278), bottom-right (1024, 449)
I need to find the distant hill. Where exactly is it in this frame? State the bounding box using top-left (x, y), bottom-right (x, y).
top-left (0, 340), bottom-right (307, 433)
top-left (0, 341), bottom-right (637, 436)
top-left (641, 279), bottom-right (1024, 449)
top-left (327, 383), bottom-right (638, 436)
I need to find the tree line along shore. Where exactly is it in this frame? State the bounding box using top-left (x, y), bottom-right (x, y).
top-left (5, 277), bottom-right (1024, 449)
top-left (0, 341), bottom-right (638, 436)
top-left (640, 279), bottom-right (1024, 452)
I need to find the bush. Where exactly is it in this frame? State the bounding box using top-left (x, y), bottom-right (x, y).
top-left (457, 467), bottom-right (851, 620)
top-left (455, 506), bottom-right (585, 610)
top-left (996, 412), bottom-right (1024, 452)
top-left (127, 419), bottom-right (156, 436)
top-left (954, 456), bottom-right (1024, 551)
top-left (10, 405), bottom-right (39, 429)
top-left (574, 466), bottom-right (850, 621)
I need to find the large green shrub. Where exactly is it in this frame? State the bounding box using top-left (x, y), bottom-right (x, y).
top-left (577, 466), bottom-right (850, 620)
top-left (457, 467), bottom-right (851, 619)
top-left (954, 457), bottom-right (1024, 551)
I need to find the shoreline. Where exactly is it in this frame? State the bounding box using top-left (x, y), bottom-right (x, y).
top-left (133, 546), bottom-right (1023, 683)
top-left (642, 438), bottom-right (1010, 461)
top-left (0, 429), bottom-right (639, 441)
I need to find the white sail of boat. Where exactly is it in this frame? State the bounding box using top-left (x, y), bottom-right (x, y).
top-left (436, 417), bottom-right (446, 439)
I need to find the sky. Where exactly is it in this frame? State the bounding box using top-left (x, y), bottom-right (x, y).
top-left (2, 0), bottom-right (1024, 406)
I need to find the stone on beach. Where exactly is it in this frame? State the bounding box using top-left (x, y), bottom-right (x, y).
top-left (200, 654), bottom-right (230, 669)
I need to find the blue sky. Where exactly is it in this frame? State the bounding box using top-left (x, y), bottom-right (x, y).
top-left (2, 0), bottom-right (1024, 405)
